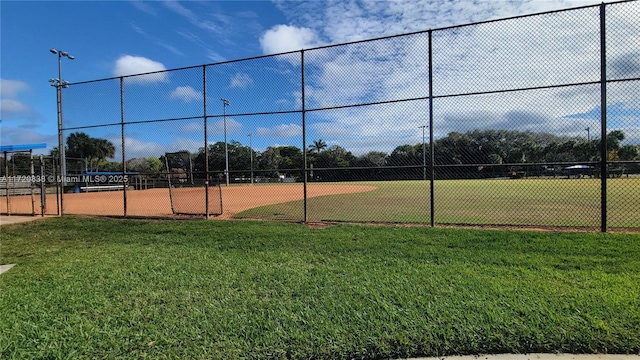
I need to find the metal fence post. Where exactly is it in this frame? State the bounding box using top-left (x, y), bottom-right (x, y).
top-left (204, 65), bottom-right (209, 220)
top-left (599, 3), bottom-right (607, 233)
top-left (428, 30), bottom-right (435, 228)
top-left (4, 151), bottom-right (9, 216)
top-left (302, 49), bottom-right (308, 223)
top-left (121, 77), bottom-right (127, 217)
top-left (40, 155), bottom-right (46, 216)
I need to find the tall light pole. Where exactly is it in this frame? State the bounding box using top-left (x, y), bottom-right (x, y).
top-left (419, 125), bottom-right (428, 180)
top-left (49, 49), bottom-right (74, 190)
top-left (586, 127), bottom-right (591, 142)
top-left (221, 98), bottom-right (230, 186)
top-left (248, 132), bottom-right (254, 184)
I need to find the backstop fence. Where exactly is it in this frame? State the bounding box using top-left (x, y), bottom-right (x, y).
top-left (48, 1), bottom-right (639, 231)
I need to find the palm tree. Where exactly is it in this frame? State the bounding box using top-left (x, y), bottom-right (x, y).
top-left (308, 139), bottom-right (327, 153)
top-left (92, 138), bottom-right (116, 171)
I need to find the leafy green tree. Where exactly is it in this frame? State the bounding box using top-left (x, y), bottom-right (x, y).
top-left (257, 146), bottom-right (281, 176)
top-left (127, 157), bottom-right (163, 174)
top-left (255, 145), bottom-right (303, 179)
top-left (353, 151), bottom-right (387, 167)
top-left (386, 144), bottom-right (420, 166)
top-left (618, 145), bottom-right (638, 161)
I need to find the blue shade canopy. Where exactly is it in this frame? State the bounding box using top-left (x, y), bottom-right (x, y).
top-left (0, 143), bottom-right (47, 152)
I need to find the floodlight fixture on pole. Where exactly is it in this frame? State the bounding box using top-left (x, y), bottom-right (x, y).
top-left (419, 125), bottom-right (428, 180)
top-left (221, 98), bottom-right (230, 186)
top-left (248, 132), bottom-right (254, 184)
top-left (50, 48), bottom-right (74, 190)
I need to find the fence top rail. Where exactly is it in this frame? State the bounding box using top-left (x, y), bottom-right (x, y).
top-left (66, 0), bottom-right (634, 87)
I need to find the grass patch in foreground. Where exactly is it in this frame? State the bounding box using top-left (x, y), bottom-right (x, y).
top-left (1, 217), bottom-right (639, 359)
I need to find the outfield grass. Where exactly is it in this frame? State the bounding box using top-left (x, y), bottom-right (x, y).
top-left (1, 217), bottom-right (639, 359)
top-left (237, 178), bottom-right (640, 228)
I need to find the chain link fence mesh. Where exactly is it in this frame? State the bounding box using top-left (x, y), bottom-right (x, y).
top-left (56, 1), bottom-right (638, 230)
top-left (1, 153), bottom-right (60, 216)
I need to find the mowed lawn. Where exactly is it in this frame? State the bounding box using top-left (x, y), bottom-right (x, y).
top-left (237, 178), bottom-right (640, 228)
top-left (1, 217), bottom-right (639, 359)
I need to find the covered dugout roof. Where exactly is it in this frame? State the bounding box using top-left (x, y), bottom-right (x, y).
top-left (0, 143), bottom-right (47, 152)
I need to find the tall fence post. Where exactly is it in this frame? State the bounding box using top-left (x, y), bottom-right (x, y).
top-left (300, 49), bottom-right (308, 222)
top-left (301, 49), bottom-right (308, 223)
top-left (121, 77), bottom-right (127, 217)
top-left (428, 30), bottom-right (435, 228)
top-left (203, 65), bottom-right (209, 220)
top-left (39, 155), bottom-right (46, 216)
top-left (4, 151), bottom-right (9, 216)
top-left (29, 149), bottom-right (35, 216)
top-left (57, 83), bottom-right (65, 216)
top-left (599, 3), bottom-right (608, 233)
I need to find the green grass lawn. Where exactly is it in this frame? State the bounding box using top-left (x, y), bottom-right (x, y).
top-left (1, 217), bottom-right (639, 359)
top-left (237, 178), bottom-right (640, 228)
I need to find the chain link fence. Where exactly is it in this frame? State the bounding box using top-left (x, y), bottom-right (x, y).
top-left (1, 152), bottom-right (60, 216)
top-left (55, 1), bottom-right (638, 230)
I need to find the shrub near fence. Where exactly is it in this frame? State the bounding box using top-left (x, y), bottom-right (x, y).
top-left (59, 1), bottom-right (639, 231)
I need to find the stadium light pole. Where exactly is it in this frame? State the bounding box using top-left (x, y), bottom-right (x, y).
top-left (586, 127), bottom-right (591, 142)
top-left (49, 48), bottom-right (74, 189)
top-left (248, 132), bottom-right (254, 184)
top-left (419, 125), bottom-right (428, 180)
top-left (221, 98), bottom-right (230, 186)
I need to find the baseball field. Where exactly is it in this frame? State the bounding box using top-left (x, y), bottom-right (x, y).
top-left (1, 178), bottom-right (639, 229)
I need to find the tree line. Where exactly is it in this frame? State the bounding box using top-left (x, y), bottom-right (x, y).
top-left (42, 129), bottom-right (639, 180)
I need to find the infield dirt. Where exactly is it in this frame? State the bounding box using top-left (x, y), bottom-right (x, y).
top-left (0, 184), bottom-right (377, 219)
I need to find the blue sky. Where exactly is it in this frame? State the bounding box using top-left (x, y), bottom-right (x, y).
top-left (1, 0), bottom-right (638, 159)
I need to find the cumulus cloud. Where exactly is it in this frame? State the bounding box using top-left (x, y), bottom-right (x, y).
top-left (0, 127), bottom-right (57, 154)
top-left (169, 86), bottom-right (201, 103)
top-left (179, 122), bottom-right (203, 133)
top-left (230, 73), bottom-right (253, 88)
top-left (259, 24), bottom-right (321, 54)
top-left (210, 118), bottom-right (243, 135)
top-left (0, 79), bottom-right (28, 98)
top-left (0, 79), bottom-right (34, 120)
top-left (256, 123), bottom-right (302, 138)
top-left (113, 55), bottom-right (168, 83)
top-left (113, 136), bottom-right (205, 160)
top-left (0, 99), bottom-right (30, 114)
top-left (0, 78), bottom-right (41, 122)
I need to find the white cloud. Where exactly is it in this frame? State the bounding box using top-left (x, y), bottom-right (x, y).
top-left (256, 123), bottom-right (302, 138)
top-left (0, 98), bottom-right (39, 121)
top-left (259, 24), bottom-right (322, 54)
top-left (113, 55), bottom-right (168, 83)
top-left (0, 79), bottom-right (28, 98)
top-left (179, 122), bottom-right (203, 133)
top-left (266, 0), bottom-right (639, 152)
top-left (129, 0), bottom-right (157, 15)
top-left (273, 0), bottom-right (609, 45)
top-left (210, 118), bottom-right (243, 135)
top-left (230, 73), bottom-right (253, 89)
top-left (130, 23), bottom-right (185, 57)
top-left (164, 0), bottom-right (224, 37)
top-left (0, 127), bottom-right (57, 154)
top-left (169, 86), bottom-right (201, 103)
top-left (0, 99), bottom-right (30, 114)
top-left (113, 137), bottom-right (205, 160)
top-left (173, 119), bottom-right (245, 140)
